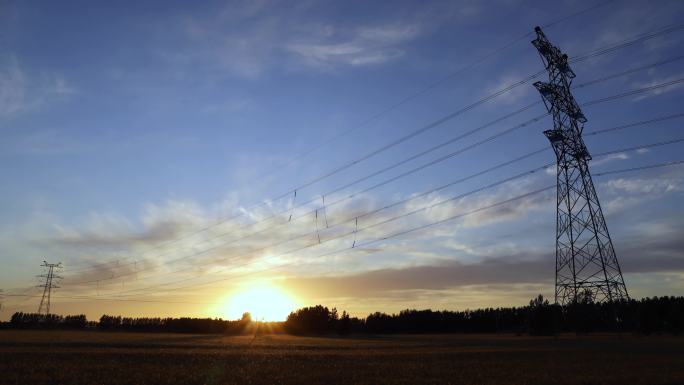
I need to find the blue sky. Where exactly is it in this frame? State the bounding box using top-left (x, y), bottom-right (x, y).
top-left (1, 0), bottom-right (683, 320)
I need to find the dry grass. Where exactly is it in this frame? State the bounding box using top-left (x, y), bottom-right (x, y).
top-left (1, 330), bottom-right (683, 384)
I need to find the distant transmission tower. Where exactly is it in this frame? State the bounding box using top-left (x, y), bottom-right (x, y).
top-left (531, 27), bottom-right (628, 305)
top-left (37, 261), bottom-right (62, 314)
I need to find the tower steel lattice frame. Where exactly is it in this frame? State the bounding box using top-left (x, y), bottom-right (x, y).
top-left (37, 261), bottom-right (62, 314)
top-left (531, 27), bottom-right (628, 305)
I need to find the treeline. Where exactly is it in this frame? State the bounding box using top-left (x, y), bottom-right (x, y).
top-left (10, 312), bottom-right (88, 329)
top-left (284, 296), bottom-right (684, 335)
top-left (98, 313), bottom-right (252, 334)
top-left (5, 296), bottom-right (683, 335)
top-left (7, 312), bottom-right (254, 334)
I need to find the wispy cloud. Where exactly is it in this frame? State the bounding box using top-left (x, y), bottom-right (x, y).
top-left (29, 172), bottom-right (552, 290)
top-left (591, 152), bottom-right (629, 166)
top-left (283, 232), bottom-right (684, 299)
top-left (0, 56), bottom-right (76, 117)
top-left (605, 176), bottom-right (682, 195)
top-left (0, 57), bottom-right (27, 116)
top-left (601, 166), bottom-right (684, 214)
top-left (165, 2), bottom-right (439, 79)
top-left (483, 72), bottom-right (535, 105)
top-left (631, 74), bottom-right (684, 101)
top-left (287, 24), bottom-right (421, 69)
top-left (12, 128), bottom-right (683, 299)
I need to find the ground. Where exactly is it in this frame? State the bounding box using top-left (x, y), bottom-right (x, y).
top-left (0, 330), bottom-right (683, 384)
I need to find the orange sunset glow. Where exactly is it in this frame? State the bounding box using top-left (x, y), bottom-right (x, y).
top-left (217, 283), bottom-right (299, 321)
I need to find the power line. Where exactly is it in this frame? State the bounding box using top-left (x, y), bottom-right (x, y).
top-left (82, 156), bottom-right (684, 302)
top-left (278, 23), bottom-right (684, 208)
top-left (571, 23), bottom-right (684, 65)
top-left (255, 0), bottom-right (617, 181)
top-left (10, 157), bottom-right (680, 307)
top-left (584, 112), bottom-right (684, 137)
top-left (4, 293), bottom-right (221, 306)
top-left (595, 159), bottom-right (684, 176)
top-left (62, 95), bottom-right (683, 294)
top-left (63, 23), bottom-right (684, 278)
top-left (9, 287), bottom-right (40, 307)
top-left (224, 58), bottom-right (683, 232)
top-left (130, 157), bottom-right (684, 299)
top-left (34, 184), bottom-right (562, 301)
top-left (82, 138), bottom-right (684, 299)
top-left (573, 55), bottom-right (684, 90)
top-left (584, 78), bottom-right (684, 106)
top-left (68, 58), bottom-right (684, 286)
top-left (107, 169), bottom-right (555, 297)
top-left (65, 259), bottom-right (132, 276)
top-left (541, 0), bottom-right (616, 29)
top-left (63, 74), bottom-right (684, 287)
top-left (258, 22), bottom-right (684, 203)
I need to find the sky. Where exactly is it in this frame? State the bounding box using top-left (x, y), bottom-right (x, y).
top-left (1, 0), bottom-right (683, 321)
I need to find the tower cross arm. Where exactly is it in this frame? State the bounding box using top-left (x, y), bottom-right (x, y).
top-left (531, 26), bottom-right (576, 79)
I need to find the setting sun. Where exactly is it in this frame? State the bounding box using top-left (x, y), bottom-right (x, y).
top-left (220, 284), bottom-right (299, 322)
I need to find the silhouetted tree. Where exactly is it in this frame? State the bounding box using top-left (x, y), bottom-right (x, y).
top-left (285, 305), bottom-right (339, 334)
top-left (527, 294), bottom-right (559, 335)
top-left (241, 312), bottom-right (252, 323)
top-left (337, 311), bottom-right (351, 336)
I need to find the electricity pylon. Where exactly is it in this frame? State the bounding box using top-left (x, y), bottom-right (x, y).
top-left (37, 261), bottom-right (62, 314)
top-left (531, 27), bottom-right (628, 305)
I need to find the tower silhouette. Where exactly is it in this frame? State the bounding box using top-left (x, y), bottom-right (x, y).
top-left (37, 261), bottom-right (62, 314)
top-left (531, 27), bottom-right (629, 305)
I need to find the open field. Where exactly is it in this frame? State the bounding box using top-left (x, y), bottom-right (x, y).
top-left (1, 330), bottom-right (683, 385)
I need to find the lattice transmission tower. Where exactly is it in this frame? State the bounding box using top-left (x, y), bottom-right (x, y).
top-left (531, 27), bottom-right (628, 305)
top-left (37, 261), bottom-right (62, 314)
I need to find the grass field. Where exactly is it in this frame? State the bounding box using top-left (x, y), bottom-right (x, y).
top-left (1, 330), bottom-right (683, 384)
